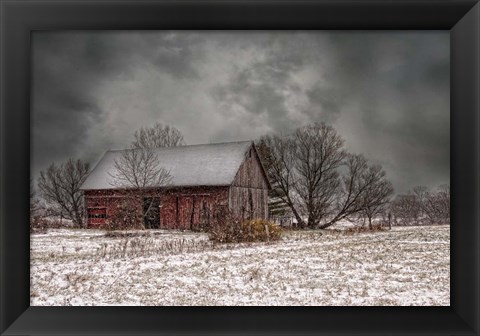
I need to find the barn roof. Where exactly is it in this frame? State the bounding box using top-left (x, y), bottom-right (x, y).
top-left (80, 141), bottom-right (258, 190)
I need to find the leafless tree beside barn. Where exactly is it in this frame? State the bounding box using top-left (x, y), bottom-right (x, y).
top-left (293, 123), bottom-right (346, 228)
top-left (258, 122), bottom-right (394, 229)
top-left (106, 122), bottom-right (185, 229)
top-left (257, 135), bottom-right (304, 226)
top-left (108, 146), bottom-right (172, 229)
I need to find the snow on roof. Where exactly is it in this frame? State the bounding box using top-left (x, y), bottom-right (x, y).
top-left (80, 141), bottom-right (254, 190)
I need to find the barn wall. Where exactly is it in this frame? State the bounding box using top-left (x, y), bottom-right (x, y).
top-left (228, 187), bottom-right (268, 220)
top-left (159, 186), bottom-right (229, 230)
top-left (229, 146), bottom-right (269, 220)
top-left (84, 189), bottom-right (141, 227)
top-left (84, 186), bottom-right (229, 229)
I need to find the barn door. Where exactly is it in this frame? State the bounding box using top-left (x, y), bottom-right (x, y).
top-left (178, 196), bottom-right (211, 230)
top-left (178, 196), bottom-right (193, 230)
top-left (143, 197), bottom-right (161, 229)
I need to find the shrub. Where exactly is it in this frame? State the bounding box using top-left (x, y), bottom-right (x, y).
top-left (30, 216), bottom-right (49, 234)
top-left (343, 224), bottom-right (387, 235)
top-left (207, 208), bottom-right (282, 243)
top-left (30, 215), bottom-right (73, 233)
top-left (206, 207), bottom-right (240, 243)
top-left (240, 219), bottom-right (282, 242)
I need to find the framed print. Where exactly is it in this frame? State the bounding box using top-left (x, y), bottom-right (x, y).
top-left (1, 0), bottom-right (479, 335)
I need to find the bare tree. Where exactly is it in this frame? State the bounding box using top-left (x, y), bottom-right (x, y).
top-left (413, 184), bottom-right (450, 225)
top-left (259, 123), bottom-right (394, 229)
top-left (38, 159), bottom-right (90, 227)
top-left (322, 154), bottom-right (371, 227)
top-left (30, 178), bottom-right (38, 216)
top-left (435, 184), bottom-right (450, 224)
top-left (358, 164), bottom-right (394, 228)
top-left (256, 138), bottom-right (295, 223)
top-left (319, 154), bottom-right (392, 229)
top-left (293, 123), bottom-right (346, 228)
top-left (30, 178), bottom-right (40, 232)
top-left (412, 186), bottom-right (432, 224)
top-left (132, 122), bottom-right (185, 148)
top-left (260, 123), bottom-right (350, 228)
top-left (108, 146), bottom-right (172, 228)
top-left (257, 134), bottom-right (305, 227)
top-left (390, 193), bottom-right (422, 225)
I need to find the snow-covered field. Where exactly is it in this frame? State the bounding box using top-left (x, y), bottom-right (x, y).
top-left (30, 225), bottom-right (450, 306)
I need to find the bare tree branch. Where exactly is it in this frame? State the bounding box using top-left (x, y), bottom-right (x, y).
top-left (108, 146), bottom-right (172, 228)
top-left (293, 122), bottom-right (346, 228)
top-left (132, 122), bottom-right (185, 148)
top-left (259, 123), bottom-right (395, 229)
top-left (258, 134), bottom-right (305, 227)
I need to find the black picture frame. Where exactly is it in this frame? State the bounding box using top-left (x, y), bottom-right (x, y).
top-left (1, 1), bottom-right (478, 335)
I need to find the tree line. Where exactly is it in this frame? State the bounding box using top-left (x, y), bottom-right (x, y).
top-left (390, 185), bottom-right (450, 226)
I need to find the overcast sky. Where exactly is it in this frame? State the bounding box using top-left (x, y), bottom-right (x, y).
top-left (31, 31), bottom-right (449, 194)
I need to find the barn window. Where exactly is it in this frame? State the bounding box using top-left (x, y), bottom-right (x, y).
top-left (87, 207), bottom-right (107, 226)
top-left (87, 208), bottom-right (107, 219)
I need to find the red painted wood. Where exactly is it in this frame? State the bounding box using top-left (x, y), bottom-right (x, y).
top-left (84, 186), bottom-right (229, 229)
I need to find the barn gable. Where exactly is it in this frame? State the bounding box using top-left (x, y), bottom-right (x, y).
top-left (81, 141), bottom-right (261, 190)
top-left (231, 143), bottom-right (270, 190)
top-left (229, 143), bottom-right (270, 220)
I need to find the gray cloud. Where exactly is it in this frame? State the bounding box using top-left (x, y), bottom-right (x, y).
top-left (31, 31), bottom-right (449, 194)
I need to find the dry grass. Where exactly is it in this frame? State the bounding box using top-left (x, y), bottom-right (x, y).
top-left (30, 225), bottom-right (450, 306)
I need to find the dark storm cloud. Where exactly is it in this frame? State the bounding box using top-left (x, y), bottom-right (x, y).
top-left (319, 33), bottom-right (450, 192)
top-left (32, 31), bottom-right (204, 176)
top-left (31, 31), bottom-right (449, 194)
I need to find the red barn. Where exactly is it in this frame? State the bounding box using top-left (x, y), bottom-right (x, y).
top-left (80, 141), bottom-right (271, 229)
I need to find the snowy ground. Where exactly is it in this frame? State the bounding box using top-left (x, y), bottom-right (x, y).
top-left (30, 225), bottom-right (450, 306)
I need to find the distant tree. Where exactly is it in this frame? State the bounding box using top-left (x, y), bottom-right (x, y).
top-left (132, 122), bottom-right (185, 148)
top-left (358, 164), bottom-right (394, 228)
top-left (38, 159), bottom-right (90, 227)
top-left (30, 178), bottom-right (40, 232)
top-left (391, 193), bottom-right (422, 225)
top-left (108, 146), bottom-right (172, 228)
top-left (412, 186), bottom-right (432, 224)
top-left (30, 178), bottom-right (38, 216)
top-left (413, 184), bottom-right (450, 225)
top-left (435, 184), bottom-right (450, 224)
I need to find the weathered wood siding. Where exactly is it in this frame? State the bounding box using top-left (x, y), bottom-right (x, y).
top-left (159, 186), bottom-right (229, 230)
top-left (229, 146), bottom-right (269, 220)
top-left (231, 146), bottom-right (269, 189)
